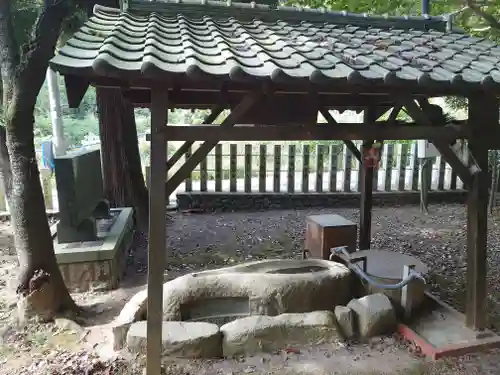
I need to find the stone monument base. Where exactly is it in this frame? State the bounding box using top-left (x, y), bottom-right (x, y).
top-left (53, 207), bottom-right (134, 292)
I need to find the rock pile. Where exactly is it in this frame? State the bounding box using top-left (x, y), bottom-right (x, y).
top-left (122, 293), bottom-right (398, 359)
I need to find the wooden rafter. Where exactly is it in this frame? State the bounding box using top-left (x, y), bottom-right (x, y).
top-left (402, 99), bottom-right (474, 188)
top-left (164, 90), bottom-right (265, 197)
top-left (165, 105), bottom-right (224, 171)
top-left (319, 108), bottom-right (362, 162)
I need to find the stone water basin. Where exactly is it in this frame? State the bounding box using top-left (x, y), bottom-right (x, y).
top-left (162, 259), bottom-right (352, 325)
top-left (345, 250), bottom-right (429, 312)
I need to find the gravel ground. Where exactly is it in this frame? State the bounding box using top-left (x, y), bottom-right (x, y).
top-left (3, 203), bottom-right (500, 374)
top-left (157, 204), bottom-right (500, 328)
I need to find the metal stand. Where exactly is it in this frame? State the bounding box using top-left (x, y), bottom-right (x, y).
top-left (329, 246), bottom-right (425, 319)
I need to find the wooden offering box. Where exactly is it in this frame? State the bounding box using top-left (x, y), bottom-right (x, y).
top-left (305, 214), bottom-right (357, 260)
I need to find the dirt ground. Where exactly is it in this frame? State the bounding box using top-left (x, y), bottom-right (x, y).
top-left (1, 204), bottom-right (500, 374)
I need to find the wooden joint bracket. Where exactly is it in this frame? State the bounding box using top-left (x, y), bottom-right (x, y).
top-left (432, 140), bottom-right (475, 188)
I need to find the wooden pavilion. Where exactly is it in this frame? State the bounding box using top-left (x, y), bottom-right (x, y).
top-left (50, 1), bottom-right (500, 373)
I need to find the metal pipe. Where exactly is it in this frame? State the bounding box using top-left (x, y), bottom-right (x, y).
top-left (330, 246), bottom-right (426, 290)
top-left (422, 0), bottom-right (430, 15)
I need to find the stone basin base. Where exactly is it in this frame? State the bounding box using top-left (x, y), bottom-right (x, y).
top-left (53, 207), bottom-right (134, 292)
top-left (111, 258), bottom-right (353, 351)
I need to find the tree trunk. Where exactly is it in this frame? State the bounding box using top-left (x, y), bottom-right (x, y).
top-left (0, 0), bottom-right (78, 319)
top-left (96, 87), bottom-right (149, 230)
top-left (8, 106), bottom-right (75, 318)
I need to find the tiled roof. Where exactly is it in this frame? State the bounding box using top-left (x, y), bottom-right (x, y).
top-left (50, 2), bottom-right (500, 91)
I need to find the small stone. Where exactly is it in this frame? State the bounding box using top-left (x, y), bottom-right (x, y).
top-left (220, 311), bottom-right (339, 357)
top-left (111, 289), bottom-right (148, 350)
top-left (334, 305), bottom-right (355, 339)
top-left (126, 321), bottom-right (222, 358)
top-left (347, 293), bottom-right (397, 338)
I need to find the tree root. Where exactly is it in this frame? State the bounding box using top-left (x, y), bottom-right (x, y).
top-left (16, 268), bottom-right (80, 323)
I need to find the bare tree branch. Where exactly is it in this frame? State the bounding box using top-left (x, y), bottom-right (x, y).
top-left (8, 0), bottom-right (74, 125)
top-left (466, 0), bottom-right (500, 30)
top-left (0, 0), bottom-right (19, 107)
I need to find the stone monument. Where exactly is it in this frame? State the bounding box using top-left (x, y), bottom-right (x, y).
top-left (54, 148), bottom-right (110, 243)
top-left (52, 148), bottom-right (134, 291)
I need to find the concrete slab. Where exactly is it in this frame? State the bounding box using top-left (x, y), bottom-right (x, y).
top-left (398, 292), bottom-right (500, 360)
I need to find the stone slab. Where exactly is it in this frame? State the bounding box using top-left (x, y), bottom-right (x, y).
top-left (126, 321), bottom-right (222, 358)
top-left (334, 305), bottom-right (355, 340)
top-left (220, 311), bottom-right (339, 357)
top-left (54, 207), bottom-right (134, 264)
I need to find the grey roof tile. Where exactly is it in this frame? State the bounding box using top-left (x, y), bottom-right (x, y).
top-left (50, 2), bottom-right (500, 91)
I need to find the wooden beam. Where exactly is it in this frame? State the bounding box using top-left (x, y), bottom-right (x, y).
top-left (402, 99), bottom-right (474, 188)
top-left (319, 108), bottom-right (362, 162)
top-left (146, 88), bottom-right (169, 375)
top-left (163, 123), bottom-right (467, 142)
top-left (465, 93), bottom-right (498, 331)
top-left (165, 105), bottom-right (224, 171)
top-left (432, 140), bottom-right (473, 188)
top-left (164, 90), bottom-right (264, 197)
top-left (122, 88), bottom-right (399, 109)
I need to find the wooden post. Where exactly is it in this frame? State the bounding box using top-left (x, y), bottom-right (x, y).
top-left (200, 155), bottom-right (208, 192)
top-left (146, 88), bottom-right (168, 375)
top-left (259, 144), bottom-right (266, 192)
top-left (287, 145), bottom-right (296, 193)
top-left (329, 145), bottom-right (339, 192)
top-left (316, 145), bottom-right (324, 193)
top-left (229, 144), bottom-right (237, 192)
top-left (398, 143), bottom-right (408, 191)
top-left (215, 144), bottom-right (222, 192)
top-left (302, 145), bottom-right (310, 192)
top-left (184, 145), bottom-right (192, 192)
top-left (359, 140), bottom-right (374, 250)
top-left (273, 145), bottom-right (281, 193)
top-left (359, 107), bottom-right (377, 250)
top-left (343, 145), bottom-right (352, 192)
top-left (437, 155), bottom-right (446, 190)
top-left (384, 143), bottom-right (394, 192)
top-left (465, 94), bottom-right (497, 330)
top-left (244, 144), bottom-right (252, 193)
top-left (411, 142), bottom-right (419, 191)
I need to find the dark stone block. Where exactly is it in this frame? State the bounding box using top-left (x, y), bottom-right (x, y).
top-left (93, 200), bottom-right (111, 219)
top-left (55, 149), bottom-right (104, 226)
top-left (54, 149), bottom-right (106, 243)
